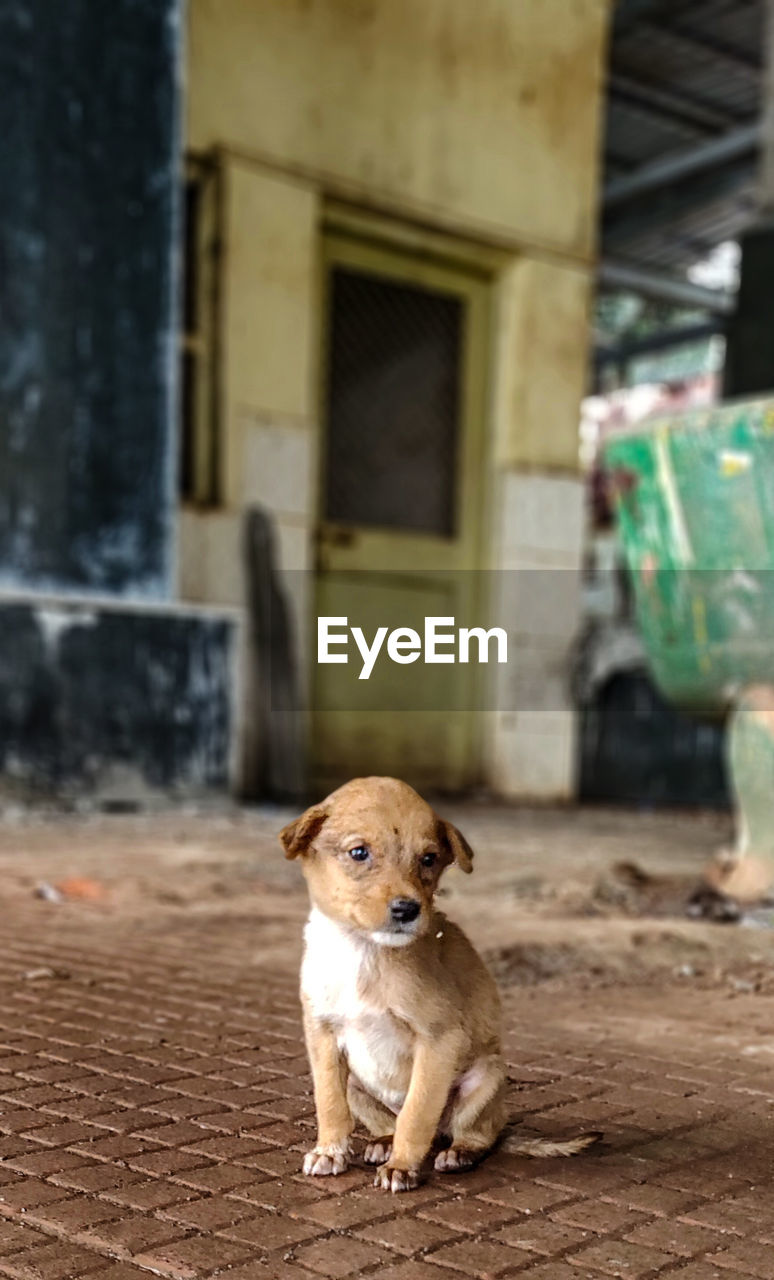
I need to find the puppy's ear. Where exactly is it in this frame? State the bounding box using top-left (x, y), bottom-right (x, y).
top-left (439, 819), bottom-right (474, 874)
top-left (279, 806), bottom-right (327, 860)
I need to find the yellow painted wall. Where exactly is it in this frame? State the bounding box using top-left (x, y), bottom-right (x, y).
top-left (183, 0), bottom-right (612, 797)
top-left (188, 0), bottom-right (609, 264)
top-left (494, 259), bottom-right (593, 470)
top-left (221, 162), bottom-right (318, 505)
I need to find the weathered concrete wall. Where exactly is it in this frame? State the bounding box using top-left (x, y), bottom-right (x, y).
top-left (183, 0), bottom-right (612, 799)
top-left (179, 159), bottom-right (318, 793)
top-left (493, 260), bottom-right (594, 470)
top-left (0, 598), bottom-right (237, 803)
top-left (484, 257), bottom-right (593, 797)
top-left (0, 1), bottom-right (243, 802)
top-left (486, 473), bottom-right (586, 799)
top-left (188, 0), bottom-right (608, 262)
top-left (179, 158), bottom-right (317, 642)
top-left (220, 164), bottom-right (319, 511)
top-left (0, 0), bottom-right (181, 597)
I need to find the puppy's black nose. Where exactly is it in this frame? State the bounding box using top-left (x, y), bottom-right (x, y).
top-left (390, 897), bottom-right (420, 924)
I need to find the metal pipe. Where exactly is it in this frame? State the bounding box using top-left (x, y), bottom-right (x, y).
top-left (608, 72), bottom-right (736, 135)
top-left (599, 260), bottom-right (735, 314)
top-left (604, 125), bottom-right (760, 208)
top-left (595, 320), bottom-right (727, 368)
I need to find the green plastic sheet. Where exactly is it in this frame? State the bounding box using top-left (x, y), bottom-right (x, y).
top-left (604, 398), bottom-right (774, 717)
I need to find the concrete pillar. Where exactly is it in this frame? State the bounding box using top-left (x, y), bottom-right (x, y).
top-left (484, 257), bottom-right (590, 799)
top-left (0, 0), bottom-right (238, 801)
top-left (723, 0), bottom-right (774, 397)
top-left (0, 0), bottom-right (180, 598)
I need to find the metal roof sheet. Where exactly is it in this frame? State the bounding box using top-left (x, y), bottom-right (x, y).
top-left (602, 0), bottom-right (763, 275)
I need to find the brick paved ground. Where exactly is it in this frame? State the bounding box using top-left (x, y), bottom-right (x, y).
top-left (0, 805), bottom-right (772, 1279)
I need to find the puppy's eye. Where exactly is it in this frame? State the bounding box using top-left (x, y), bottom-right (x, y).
top-left (420, 852), bottom-right (437, 868)
top-left (348, 845), bottom-right (370, 863)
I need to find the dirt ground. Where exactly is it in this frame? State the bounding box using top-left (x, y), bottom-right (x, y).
top-left (0, 801), bottom-right (773, 1279)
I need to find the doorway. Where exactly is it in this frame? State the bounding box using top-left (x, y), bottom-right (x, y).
top-left (312, 232), bottom-right (491, 793)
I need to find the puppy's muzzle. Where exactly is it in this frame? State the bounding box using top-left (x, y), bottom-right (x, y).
top-left (389, 898), bottom-right (421, 925)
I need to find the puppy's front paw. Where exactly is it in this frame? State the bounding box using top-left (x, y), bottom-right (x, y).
top-left (302, 1140), bottom-right (351, 1176)
top-left (363, 1136), bottom-right (393, 1165)
top-left (434, 1144), bottom-right (481, 1172)
top-left (373, 1161), bottom-right (421, 1193)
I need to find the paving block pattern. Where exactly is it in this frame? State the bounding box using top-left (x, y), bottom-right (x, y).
top-left (0, 812), bottom-right (771, 1278)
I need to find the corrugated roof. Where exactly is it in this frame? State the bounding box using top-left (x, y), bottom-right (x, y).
top-left (602, 0), bottom-right (763, 274)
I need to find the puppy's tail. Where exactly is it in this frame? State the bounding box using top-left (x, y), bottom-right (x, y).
top-left (503, 1131), bottom-right (602, 1158)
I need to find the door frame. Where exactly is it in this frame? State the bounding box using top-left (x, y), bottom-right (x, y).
top-left (310, 207), bottom-right (496, 791)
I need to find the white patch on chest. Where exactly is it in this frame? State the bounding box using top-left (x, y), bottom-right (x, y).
top-left (301, 908), bottom-right (412, 1112)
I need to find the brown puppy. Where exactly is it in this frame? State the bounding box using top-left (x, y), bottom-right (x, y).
top-left (280, 776), bottom-right (598, 1192)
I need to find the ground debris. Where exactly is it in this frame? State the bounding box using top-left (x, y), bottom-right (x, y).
top-left (485, 942), bottom-right (578, 986)
top-left (35, 876), bottom-right (108, 903)
top-left (740, 906), bottom-right (774, 930)
top-left (55, 876), bottom-right (108, 901)
top-left (592, 860), bottom-right (741, 922)
top-left (35, 881), bottom-right (63, 902)
top-left (21, 965), bottom-right (71, 981)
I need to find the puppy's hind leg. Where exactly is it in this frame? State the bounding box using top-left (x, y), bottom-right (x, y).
top-left (435, 1055), bottom-right (507, 1173)
top-left (347, 1076), bottom-right (397, 1165)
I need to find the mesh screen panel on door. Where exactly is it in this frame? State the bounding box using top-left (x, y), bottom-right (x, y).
top-left (324, 265), bottom-right (463, 536)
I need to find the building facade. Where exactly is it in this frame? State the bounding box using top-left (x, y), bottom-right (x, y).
top-left (180, 0), bottom-right (612, 800)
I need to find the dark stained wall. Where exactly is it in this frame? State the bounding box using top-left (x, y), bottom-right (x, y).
top-left (0, 600), bottom-right (234, 797)
top-left (0, 0), bottom-right (181, 596)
